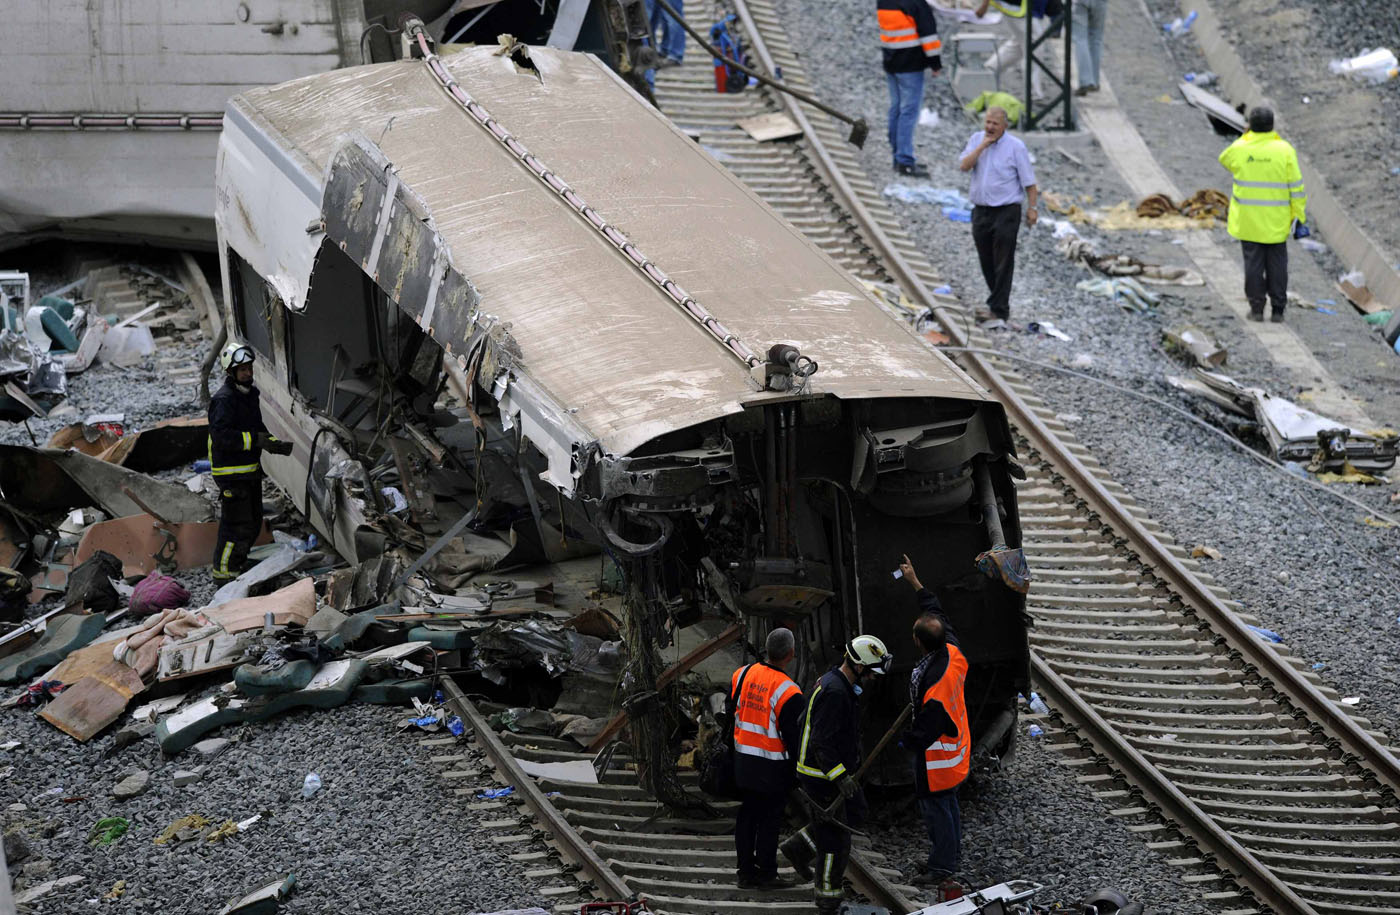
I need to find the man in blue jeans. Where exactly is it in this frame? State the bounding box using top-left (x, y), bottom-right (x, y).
top-left (647, 0), bottom-right (686, 67)
top-left (878, 0), bottom-right (942, 177)
top-left (1073, 0), bottom-right (1108, 95)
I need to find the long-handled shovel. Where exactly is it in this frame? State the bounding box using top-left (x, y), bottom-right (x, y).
top-left (779, 702), bottom-right (914, 875)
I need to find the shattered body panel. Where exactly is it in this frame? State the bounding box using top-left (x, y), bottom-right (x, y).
top-left (214, 44), bottom-right (1029, 762)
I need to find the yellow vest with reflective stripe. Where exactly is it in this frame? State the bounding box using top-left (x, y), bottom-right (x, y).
top-left (1218, 131), bottom-right (1306, 244)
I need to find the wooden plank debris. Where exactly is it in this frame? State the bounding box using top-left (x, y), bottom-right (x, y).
top-left (1177, 82), bottom-right (1246, 134)
top-left (736, 112), bottom-right (802, 142)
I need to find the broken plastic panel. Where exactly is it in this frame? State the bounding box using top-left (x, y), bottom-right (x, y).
top-left (1168, 369), bottom-right (1398, 471)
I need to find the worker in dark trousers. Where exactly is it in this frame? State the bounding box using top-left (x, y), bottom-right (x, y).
top-left (1218, 106), bottom-right (1307, 322)
top-left (898, 554), bottom-right (969, 902)
top-left (208, 343), bottom-right (291, 581)
top-left (731, 627), bottom-right (806, 889)
top-left (786, 634), bottom-right (892, 914)
top-left (958, 106), bottom-right (1038, 328)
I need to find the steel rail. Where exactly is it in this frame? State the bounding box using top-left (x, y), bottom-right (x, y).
top-left (446, 666), bottom-right (918, 913)
top-left (441, 677), bottom-right (636, 902)
top-left (1031, 656), bottom-right (1319, 915)
top-left (726, 0), bottom-right (1400, 909)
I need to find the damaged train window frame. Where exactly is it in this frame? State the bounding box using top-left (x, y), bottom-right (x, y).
top-left (227, 248), bottom-right (282, 362)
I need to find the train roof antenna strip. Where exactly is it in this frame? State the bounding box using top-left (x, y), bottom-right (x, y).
top-left (401, 18), bottom-right (763, 378)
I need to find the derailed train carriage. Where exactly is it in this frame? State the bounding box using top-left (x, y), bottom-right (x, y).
top-left (214, 26), bottom-right (1030, 771)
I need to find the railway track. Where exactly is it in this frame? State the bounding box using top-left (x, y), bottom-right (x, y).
top-left (429, 4), bottom-right (1400, 914)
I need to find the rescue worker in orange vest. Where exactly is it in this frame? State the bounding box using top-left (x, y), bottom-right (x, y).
top-left (878, 0), bottom-right (942, 177)
top-left (898, 553), bottom-right (968, 902)
top-left (730, 627), bottom-right (806, 889)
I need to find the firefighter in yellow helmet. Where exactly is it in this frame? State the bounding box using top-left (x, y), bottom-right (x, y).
top-left (785, 633), bottom-right (892, 914)
top-left (208, 343), bottom-right (292, 580)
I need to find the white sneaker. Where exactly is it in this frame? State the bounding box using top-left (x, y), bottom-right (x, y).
top-left (978, 317), bottom-right (1007, 330)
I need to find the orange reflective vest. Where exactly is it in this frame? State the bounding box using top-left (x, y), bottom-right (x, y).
top-left (921, 644), bottom-right (970, 791)
top-left (731, 663), bottom-right (802, 762)
top-left (878, 0), bottom-right (942, 73)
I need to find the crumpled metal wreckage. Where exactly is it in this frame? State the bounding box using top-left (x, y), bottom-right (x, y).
top-left (1167, 369), bottom-right (1398, 471)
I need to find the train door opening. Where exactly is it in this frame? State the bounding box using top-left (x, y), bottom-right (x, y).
top-left (288, 240), bottom-right (441, 431)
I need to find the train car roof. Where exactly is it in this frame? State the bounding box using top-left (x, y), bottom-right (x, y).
top-left (227, 45), bottom-right (988, 457)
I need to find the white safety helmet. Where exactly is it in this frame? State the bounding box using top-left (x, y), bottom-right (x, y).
top-left (845, 634), bottom-right (892, 675)
top-left (219, 342), bottom-right (255, 374)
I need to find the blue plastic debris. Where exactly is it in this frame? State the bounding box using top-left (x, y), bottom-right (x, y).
top-left (942, 207), bottom-right (972, 223)
top-left (933, 285), bottom-right (953, 295)
top-left (1027, 724), bottom-right (1044, 738)
top-left (1312, 662), bottom-right (1326, 670)
top-left (446, 715), bottom-right (465, 737)
top-left (1316, 306), bottom-right (1337, 315)
top-left (475, 786), bottom-right (515, 799)
top-left (433, 690), bottom-right (445, 704)
top-left (881, 184), bottom-right (971, 208)
top-left (1317, 299), bottom-right (1337, 306)
top-left (1247, 624), bottom-right (1283, 643)
top-left (412, 714), bottom-right (439, 728)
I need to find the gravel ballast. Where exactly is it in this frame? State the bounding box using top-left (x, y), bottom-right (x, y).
top-left (3, 700), bottom-right (551, 915)
top-left (1, 262), bottom-right (555, 914)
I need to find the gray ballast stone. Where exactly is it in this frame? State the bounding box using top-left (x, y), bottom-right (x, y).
top-left (193, 737), bottom-right (233, 757)
top-left (111, 770), bottom-right (151, 800)
top-left (173, 769), bottom-right (203, 787)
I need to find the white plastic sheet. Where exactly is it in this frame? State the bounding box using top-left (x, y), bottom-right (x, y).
top-left (97, 323), bottom-right (156, 367)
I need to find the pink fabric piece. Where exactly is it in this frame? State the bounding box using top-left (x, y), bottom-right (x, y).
top-left (129, 573), bottom-right (191, 616)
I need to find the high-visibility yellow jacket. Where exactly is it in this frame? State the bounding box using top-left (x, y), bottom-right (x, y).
top-left (1218, 131), bottom-right (1306, 244)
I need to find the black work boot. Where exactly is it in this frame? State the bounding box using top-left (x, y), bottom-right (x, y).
top-left (1247, 307), bottom-right (1265, 322)
top-left (780, 832), bottom-right (814, 881)
top-left (1270, 310), bottom-right (1285, 323)
top-left (755, 872), bottom-right (800, 890)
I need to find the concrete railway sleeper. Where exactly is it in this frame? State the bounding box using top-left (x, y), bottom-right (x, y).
top-left (441, 678), bottom-right (915, 914)
top-left (650, 0), bottom-right (1400, 910)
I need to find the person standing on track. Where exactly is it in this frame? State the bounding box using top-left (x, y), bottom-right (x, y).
top-left (958, 106), bottom-right (1039, 329)
top-left (1218, 106), bottom-right (1307, 323)
top-left (731, 627), bottom-right (806, 890)
top-left (1072, 0), bottom-right (1107, 96)
top-left (879, 0), bottom-right (942, 178)
top-left (898, 554), bottom-right (969, 902)
top-left (208, 342), bottom-right (292, 580)
top-left (787, 634), bottom-right (893, 915)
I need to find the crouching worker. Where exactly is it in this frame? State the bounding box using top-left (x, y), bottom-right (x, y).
top-left (731, 627), bottom-right (806, 890)
top-left (899, 553), bottom-right (969, 902)
top-left (785, 634), bottom-right (893, 914)
top-left (208, 343), bottom-right (292, 581)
